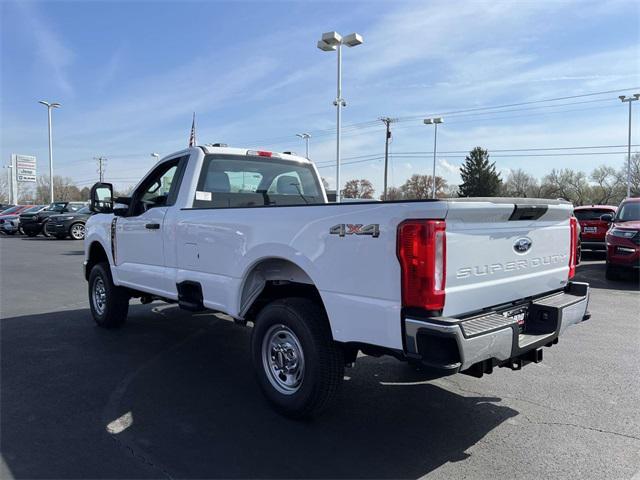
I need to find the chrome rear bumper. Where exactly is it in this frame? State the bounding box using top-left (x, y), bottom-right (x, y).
top-left (404, 282), bottom-right (590, 372)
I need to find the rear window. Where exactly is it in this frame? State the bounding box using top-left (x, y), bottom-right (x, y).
top-left (574, 209), bottom-right (615, 221)
top-left (193, 154), bottom-right (323, 208)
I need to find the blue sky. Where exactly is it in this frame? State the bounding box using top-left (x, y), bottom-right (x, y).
top-left (1, 0), bottom-right (639, 194)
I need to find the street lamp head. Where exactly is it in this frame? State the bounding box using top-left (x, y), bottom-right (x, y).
top-left (634, 93), bottom-right (640, 100)
top-left (317, 39), bottom-right (336, 52)
top-left (434, 117), bottom-right (444, 124)
top-left (423, 118), bottom-right (434, 124)
top-left (151, 152), bottom-right (160, 158)
top-left (38, 100), bottom-right (50, 107)
top-left (51, 103), bottom-right (61, 108)
top-left (619, 95), bottom-right (628, 101)
top-left (296, 133), bottom-right (310, 139)
top-left (343, 33), bottom-right (364, 47)
top-left (321, 31), bottom-right (342, 46)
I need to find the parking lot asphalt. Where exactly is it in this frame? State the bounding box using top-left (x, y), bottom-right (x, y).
top-left (1, 235), bottom-right (639, 479)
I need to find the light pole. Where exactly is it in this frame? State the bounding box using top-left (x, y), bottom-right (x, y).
top-left (3, 164), bottom-right (14, 204)
top-left (38, 100), bottom-right (61, 203)
top-left (317, 31), bottom-right (363, 202)
top-left (296, 133), bottom-right (311, 159)
top-left (619, 94), bottom-right (639, 198)
top-left (424, 117), bottom-right (444, 199)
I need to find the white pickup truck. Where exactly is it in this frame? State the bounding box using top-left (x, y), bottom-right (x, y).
top-left (85, 145), bottom-right (589, 418)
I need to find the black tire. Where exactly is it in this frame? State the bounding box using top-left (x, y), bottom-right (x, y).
top-left (605, 264), bottom-right (619, 281)
top-left (88, 262), bottom-right (129, 328)
top-left (42, 221), bottom-right (52, 238)
top-left (26, 230), bottom-right (38, 237)
top-left (5, 231), bottom-right (15, 235)
top-left (55, 234), bottom-right (67, 240)
top-left (251, 297), bottom-right (344, 419)
top-left (69, 222), bottom-right (85, 240)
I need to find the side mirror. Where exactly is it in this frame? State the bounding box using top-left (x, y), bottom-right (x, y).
top-left (600, 213), bottom-right (614, 223)
top-left (90, 182), bottom-right (114, 213)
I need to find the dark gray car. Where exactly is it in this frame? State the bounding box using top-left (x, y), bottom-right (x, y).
top-left (46, 206), bottom-right (94, 240)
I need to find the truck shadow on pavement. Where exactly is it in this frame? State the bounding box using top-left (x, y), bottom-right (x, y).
top-left (1, 304), bottom-right (518, 479)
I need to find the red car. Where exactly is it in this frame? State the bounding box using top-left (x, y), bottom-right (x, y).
top-left (574, 205), bottom-right (617, 251)
top-left (603, 197), bottom-right (640, 280)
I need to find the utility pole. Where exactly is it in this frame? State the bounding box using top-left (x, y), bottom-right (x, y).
top-left (95, 156), bottom-right (106, 182)
top-left (380, 117), bottom-right (395, 200)
top-left (619, 94), bottom-right (639, 198)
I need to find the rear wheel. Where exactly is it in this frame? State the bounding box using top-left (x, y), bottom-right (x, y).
top-left (251, 297), bottom-right (344, 419)
top-left (88, 262), bottom-right (129, 328)
top-left (26, 230), bottom-right (38, 237)
top-left (69, 222), bottom-right (85, 240)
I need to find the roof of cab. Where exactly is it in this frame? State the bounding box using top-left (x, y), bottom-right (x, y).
top-left (199, 145), bottom-right (312, 164)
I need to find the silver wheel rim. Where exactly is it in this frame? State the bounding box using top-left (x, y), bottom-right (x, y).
top-left (261, 325), bottom-right (305, 395)
top-left (71, 224), bottom-right (85, 239)
top-left (92, 277), bottom-right (107, 315)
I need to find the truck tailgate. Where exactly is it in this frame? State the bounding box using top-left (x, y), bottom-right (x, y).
top-left (443, 200), bottom-right (573, 317)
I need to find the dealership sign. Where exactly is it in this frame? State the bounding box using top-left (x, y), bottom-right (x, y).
top-left (13, 154), bottom-right (36, 183)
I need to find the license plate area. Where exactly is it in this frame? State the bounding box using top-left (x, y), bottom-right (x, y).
top-left (583, 226), bottom-right (597, 233)
top-left (501, 306), bottom-right (528, 333)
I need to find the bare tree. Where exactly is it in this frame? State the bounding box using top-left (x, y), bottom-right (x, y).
top-left (320, 177), bottom-right (330, 190)
top-left (401, 174), bottom-right (448, 199)
top-left (502, 169), bottom-right (539, 197)
top-left (541, 169), bottom-right (590, 205)
top-left (34, 176), bottom-right (83, 204)
top-left (590, 165), bottom-right (623, 205)
top-left (619, 153), bottom-right (640, 198)
top-left (342, 179), bottom-right (375, 199)
top-left (383, 186), bottom-right (404, 201)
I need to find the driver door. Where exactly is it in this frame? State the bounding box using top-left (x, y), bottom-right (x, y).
top-left (114, 157), bottom-right (185, 297)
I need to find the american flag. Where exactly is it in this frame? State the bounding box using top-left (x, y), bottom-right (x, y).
top-left (188, 112), bottom-right (197, 147)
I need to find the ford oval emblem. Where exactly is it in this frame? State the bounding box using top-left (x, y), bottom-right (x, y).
top-left (514, 237), bottom-right (532, 254)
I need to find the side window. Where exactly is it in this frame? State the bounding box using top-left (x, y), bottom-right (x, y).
top-left (130, 157), bottom-right (186, 216)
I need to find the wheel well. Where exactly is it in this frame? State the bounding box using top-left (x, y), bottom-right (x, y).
top-left (86, 242), bottom-right (109, 280)
top-left (240, 258), bottom-right (328, 327)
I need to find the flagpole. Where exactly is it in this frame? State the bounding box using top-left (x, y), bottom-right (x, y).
top-left (189, 112), bottom-right (197, 147)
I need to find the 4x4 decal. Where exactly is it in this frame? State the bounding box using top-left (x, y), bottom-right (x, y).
top-left (329, 223), bottom-right (380, 238)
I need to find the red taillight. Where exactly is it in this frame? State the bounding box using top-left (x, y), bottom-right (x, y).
top-left (397, 220), bottom-right (446, 311)
top-left (569, 216), bottom-right (578, 279)
top-left (257, 150), bottom-right (272, 157)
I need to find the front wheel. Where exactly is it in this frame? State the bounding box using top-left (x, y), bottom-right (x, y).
top-left (69, 222), bottom-right (85, 240)
top-left (42, 221), bottom-right (52, 238)
top-left (251, 298), bottom-right (344, 419)
top-left (88, 262), bottom-right (129, 328)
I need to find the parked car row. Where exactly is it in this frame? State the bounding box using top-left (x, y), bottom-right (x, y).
top-left (0, 202), bottom-right (92, 240)
top-left (574, 197), bottom-right (640, 280)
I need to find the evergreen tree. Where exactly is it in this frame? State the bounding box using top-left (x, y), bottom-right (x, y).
top-left (458, 147), bottom-right (502, 197)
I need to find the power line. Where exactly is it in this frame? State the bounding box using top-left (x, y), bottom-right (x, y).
top-left (245, 86), bottom-right (639, 146)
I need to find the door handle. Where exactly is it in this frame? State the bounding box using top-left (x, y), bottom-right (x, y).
top-left (145, 223), bottom-right (160, 230)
